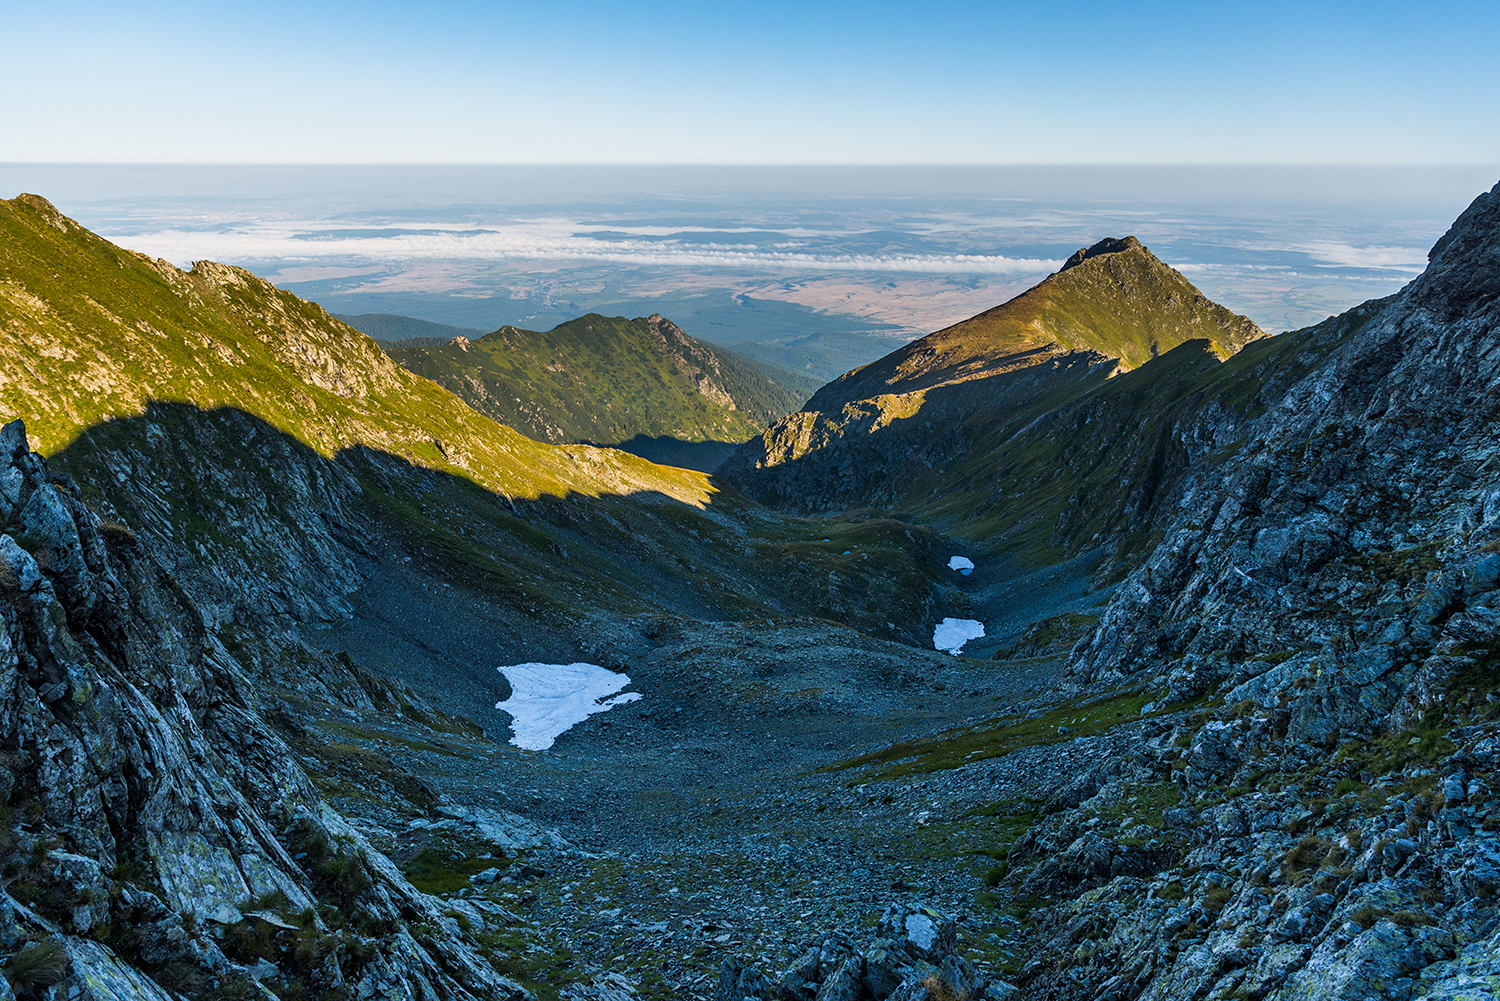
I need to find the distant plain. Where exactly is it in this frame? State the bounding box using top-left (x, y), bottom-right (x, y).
top-left (5, 163), bottom-right (1493, 377)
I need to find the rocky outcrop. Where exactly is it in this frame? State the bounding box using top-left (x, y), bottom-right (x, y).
top-left (718, 904), bottom-right (1000, 1001)
top-left (1070, 180), bottom-right (1500, 687)
top-left (996, 181), bottom-right (1500, 999)
top-left (0, 419), bottom-right (527, 999)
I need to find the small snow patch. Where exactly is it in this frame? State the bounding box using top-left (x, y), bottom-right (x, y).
top-left (494, 662), bottom-right (642, 750)
top-left (948, 556), bottom-right (974, 575)
top-left (933, 618), bottom-right (984, 655)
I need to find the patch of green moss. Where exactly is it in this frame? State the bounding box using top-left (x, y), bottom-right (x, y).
top-left (402, 842), bottom-right (508, 896)
top-left (827, 689), bottom-right (1209, 780)
top-left (313, 719), bottom-right (463, 757)
top-left (1336, 708), bottom-right (1457, 777)
top-left (473, 928), bottom-right (582, 1001)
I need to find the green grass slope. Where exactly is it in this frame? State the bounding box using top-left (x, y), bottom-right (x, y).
top-left (919, 305), bottom-right (1368, 572)
top-left (720, 237), bottom-right (1265, 514)
top-left (0, 193), bottom-right (950, 643)
top-left (389, 313), bottom-right (815, 453)
top-left (805, 236), bottom-right (1263, 413)
top-left (0, 193), bottom-right (710, 508)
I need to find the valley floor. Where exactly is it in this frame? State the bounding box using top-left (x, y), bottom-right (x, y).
top-left (297, 541), bottom-right (1185, 999)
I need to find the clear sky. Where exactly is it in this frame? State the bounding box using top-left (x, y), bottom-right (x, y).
top-left (4, 0), bottom-right (1498, 164)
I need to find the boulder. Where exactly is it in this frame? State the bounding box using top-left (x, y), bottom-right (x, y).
top-left (719, 957), bottom-right (771, 1001)
top-left (879, 904), bottom-right (957, 965)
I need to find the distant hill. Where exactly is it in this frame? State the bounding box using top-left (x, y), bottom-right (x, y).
top-left (388, 313), bottom-right (819, 471)
top-left (333, 312), bottom-right (486, 344)
top-left (724, 328), bottom-right (914, 384)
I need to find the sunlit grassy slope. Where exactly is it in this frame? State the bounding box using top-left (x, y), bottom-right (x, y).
top-left (0, 193), bottom-right (710, 507)
top-left (1, 193), bottom-right (954, 636)
top-left (808, 236), bottom-right (1264, 411)
top-left (718, 236), bottom-right (1294, 571)
top-left (389, 313), bottom-right (813, 448)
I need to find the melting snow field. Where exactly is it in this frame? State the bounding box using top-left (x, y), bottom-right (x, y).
top-left (933, 618), bottom-right (985, 655)
top-left (948, 556), bottom-right (975, 575)
top-left (494, 662), bottom-right (642, 750)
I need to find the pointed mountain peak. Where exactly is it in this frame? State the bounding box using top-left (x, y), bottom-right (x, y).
top-left (1060, 235), bottom-right (1145, 272)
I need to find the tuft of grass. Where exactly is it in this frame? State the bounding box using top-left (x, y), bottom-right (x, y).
top-left (1203, 883), bottom-right (1234, 912)
top-left (1282, 836), bottom-right (1330, 884)
top-left (923, 974), bottom-right (961, 1001)
top-left (152, 962), bottom-right (207, 996)
top-left (4, 940), bottom-right (69, 987)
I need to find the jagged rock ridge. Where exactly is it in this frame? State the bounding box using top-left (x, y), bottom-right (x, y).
top-left (996, 181), bottom-right (1500, 998)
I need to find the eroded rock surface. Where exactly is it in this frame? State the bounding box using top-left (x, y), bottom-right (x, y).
top-left (0, 420), bottom-right (527, 1000)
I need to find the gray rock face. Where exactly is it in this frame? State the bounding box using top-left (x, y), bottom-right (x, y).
top-left (1000, 180), bottom-right (1500, 1000)
top-left (0, 422), bottom-right (528, 999)
top-left (1070, 182), bottom-right (1500, 688)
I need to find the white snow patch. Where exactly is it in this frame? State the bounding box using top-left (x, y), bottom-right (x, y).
top-left (494, 662), bottom-right (641, 750)
top-left (948, 555), bottom-right (974, 575)
top-left (933, 618), bottom-right (985, 655)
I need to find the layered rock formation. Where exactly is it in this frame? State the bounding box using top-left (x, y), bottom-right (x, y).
top-left (0, 420), bottom-right (527, 999)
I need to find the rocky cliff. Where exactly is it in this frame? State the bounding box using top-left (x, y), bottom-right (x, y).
top-left (0, 419), bottom-right (532, 999)
top-left (981, 181), bottom-right (1500, 999)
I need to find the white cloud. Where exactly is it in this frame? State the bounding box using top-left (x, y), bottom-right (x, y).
top-left (1292, 241), bottom-right (1428, 272)
top-left (1223, 239), bottom-right (1429, 273)
top-left (103, 218), bottom-right (1061, 276)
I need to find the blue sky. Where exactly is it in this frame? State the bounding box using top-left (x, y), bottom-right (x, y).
top-left (4, 0), bottom-right (1498, 163)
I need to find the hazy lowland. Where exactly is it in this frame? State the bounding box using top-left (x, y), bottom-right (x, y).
top-left (2, 172), bottom-right (1500, 1001)
top-left (5, 164), bottom-right (1491, 378)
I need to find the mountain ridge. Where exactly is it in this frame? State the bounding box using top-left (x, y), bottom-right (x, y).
top-left (804, 235), bottom-right (1262, 410)
top-left (5, 182), bottom-right (1500, 1001)
top-left (388, 312), bottom-right (817, 471)
top-left (717, 235), bottom-right (1265, 534)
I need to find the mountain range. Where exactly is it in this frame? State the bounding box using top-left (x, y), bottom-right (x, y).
top-left (0, 182), bottom-right (1497, 1001)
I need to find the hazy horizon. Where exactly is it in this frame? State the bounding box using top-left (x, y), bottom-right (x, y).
top-left (4, 164), bottom-right (1493, 352)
